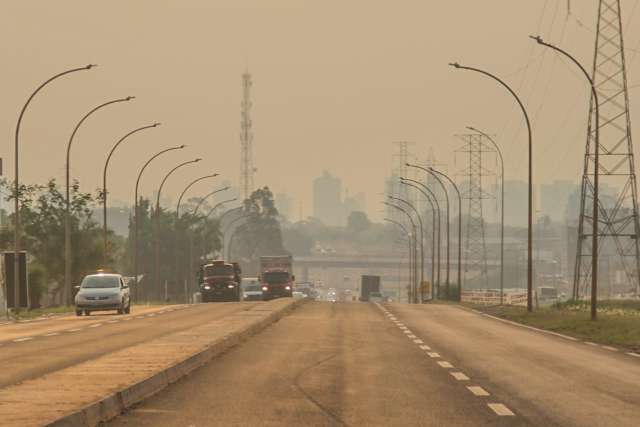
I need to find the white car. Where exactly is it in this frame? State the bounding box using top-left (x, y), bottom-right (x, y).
top-left (74, 273), bottom-right (131, 316)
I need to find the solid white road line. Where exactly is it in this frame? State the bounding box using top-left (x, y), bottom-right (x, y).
top-left (43, 332), bottom-right (59, 337)
top-left (419, 345), bottom-right (431, 351)
top-left (488, 403), bottom-right (515, 416)
top-left (427, 352), bottom-right (440, 358)
top-left (602, 346), bottom-right (618, 352)
top-left (585, 341), bottom-right (598, 346)
top-left (450, 372), bottom-right (469, 381)
top-left (437, 361), bottom-right (453, 368)
top-left (13, 337), bottom-right (33, 342)
top-left (67, 328), bottom-right (82, 332)
top-left (89, 323), bottom-right (103, 328)
top-left (467, 386), bottom-right (490, 396)
top-left (627, 352), bottom-right (640, 358)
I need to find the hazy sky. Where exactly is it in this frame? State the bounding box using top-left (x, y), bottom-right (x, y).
top-left (2, 1), bottom-right (640, 221)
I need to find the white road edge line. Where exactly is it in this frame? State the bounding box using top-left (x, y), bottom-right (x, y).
top-left (89, 324), bottom-right (103, 328)
top-left (13, 337), bottom-right (33, 342)
top-left (67, 328), bottom-right (82, 332)
top-left (602, 346), bottom-right (618, 352)
top-left (627, 352), bottom-right (640, 358)
top-left (487, 403), bottom-right (515, 416)
top-left (43, 332), bottom-right (59, 337)
top-left (476, 311), bottom-right (579, 342)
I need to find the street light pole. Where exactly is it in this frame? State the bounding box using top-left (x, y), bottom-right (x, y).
top-left (389, 196), bottom-right (424, 302)
top-left (14, 64), bottom-right (95, 310)
top-left (467, 126), bottom-right (505, 304)
top-left (401, 178), bottom-right (441, 299)
top-left (429, 167), bottom-right (463, 301)
top-left (102, 123), bottom-right (160, 267)
top-left (154, 159), bottom-right (202, 298)
top-left (133, 145), bottom-right (186, 302)
top-left (450, 61), bottom-right (534, 312)
top-left (384, 201), bottom-right (419, 303)
top-left (530, 35), bottom-right (600, 320)
top-left (175, 173), bottom-right (219, 289)
top-left (64, 95), bottom-right (133, 305)
top-left (384, 218), bottom-right (413, 303)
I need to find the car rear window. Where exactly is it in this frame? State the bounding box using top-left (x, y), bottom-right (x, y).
top-left (81, 275), bottom-right (120, 288)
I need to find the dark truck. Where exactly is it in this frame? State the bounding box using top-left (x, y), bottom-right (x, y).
top-left (198, 260), bottom-right (242, 302)
top-left (260, 255), bottom-right (295, 300)
top-left (360, 275), bottom-right (381, 302)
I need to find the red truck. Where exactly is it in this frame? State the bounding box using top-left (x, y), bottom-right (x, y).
top-left (259, 255), bottom-right (295, 300)
top-left (198, 260), bottom-right (242, 302)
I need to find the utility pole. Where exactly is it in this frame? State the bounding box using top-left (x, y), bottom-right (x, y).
top-left (572, 0), bottom-right (640, 302)
top-left (240, 71), bottom-right (255, 201)
top-left (455, 133), bottom-right (496, 289)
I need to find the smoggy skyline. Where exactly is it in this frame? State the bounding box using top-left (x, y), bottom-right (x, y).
top-left (1, 1), bottom-right (640, 221)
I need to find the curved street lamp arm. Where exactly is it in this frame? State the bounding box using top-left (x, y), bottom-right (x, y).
top-left (135, 145), bottom-right (186, 204)
top-left (176, 173), bottom-right (220, 217)
top-left (156, 158), bottom-right (202, 211)
top-left (193, 187), bottom-right (231, 217)
top-left (384, 217), bottom-right (410, 237)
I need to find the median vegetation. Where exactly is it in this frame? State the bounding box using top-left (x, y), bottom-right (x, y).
top-left (465, 300), bottom-right (640, 353)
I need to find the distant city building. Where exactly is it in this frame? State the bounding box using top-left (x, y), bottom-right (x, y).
top-left (541, 180), bottom-right (575, 223)
top-left (344, 192), bottom-right (365, 217)
top-left (275, 192), bottom-right (294, 219)
top-left (503, 180), bottom-right (529, 227)
top-left (313, 171), bottom-right (344, 226)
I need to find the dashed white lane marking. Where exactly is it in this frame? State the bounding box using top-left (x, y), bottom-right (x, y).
top-left (67, 328), bottom-right (82, 332)
top-left (413, 339), bottom-right (424, 344)
top-left (408, 335), bottom-right (417, 339)
top-left (89, 323), bottom-right (103, 328)
top-left (106, 320), bottom-right (119, 324)
top-left (437, 361), bottom-right (453, 368)
top-left (602, 346), bottom-right (618, 352)
top-left (43, 332), bottom-right (59, 337)
top-left (451, 372), bottom-right (469, 381)
top-left (427, 352), bottom-right (441, 358)
top-left (123, 318), bottom-right (133, 321)
top-left (627, 352), bottom-right (640, 358)
top-left (13, 337), bottom-right (33, 342)
top-left (585, 342), bottom-right (598, 346)
top-left (147, 313), bottom-right (156, 317)
top-left (467, 386), bottom-right (490, 396)
top-left (419, 345), bottom-right (431, 351)
top-left (488, 403), bottom-right (515, 416)
top-left (136, 316), bottom-right (145, 319)
top-left (403, 330), bottom-right (412, 335)
top-left (399, 326), bottom-right (407, 330)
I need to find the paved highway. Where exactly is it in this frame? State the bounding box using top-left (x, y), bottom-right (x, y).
top-left (107, 301), bottom-right (640, 427)
top-left (0, 303), bottom-right (249, 388)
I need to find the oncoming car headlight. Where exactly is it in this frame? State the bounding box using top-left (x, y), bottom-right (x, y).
top-left (227, 284), bottom-right (235, 289)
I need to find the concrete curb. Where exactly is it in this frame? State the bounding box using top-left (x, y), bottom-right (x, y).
top-left (47, 299), bottom-right (306, 427)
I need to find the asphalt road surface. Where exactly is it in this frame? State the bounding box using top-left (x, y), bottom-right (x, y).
top-left (0, 303), bottom-right (249, 388)
top-left (110, 302), bottom-right (539, 427)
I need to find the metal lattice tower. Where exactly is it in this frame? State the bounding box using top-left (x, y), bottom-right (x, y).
top-left (388, 142), bottom-right (417, 219)
top-left (456, 134), bottom-right (495, 287)
top-left (574, 0), bottom-right (640, 298)
top-left (240, 71), bottom-right (254, 201)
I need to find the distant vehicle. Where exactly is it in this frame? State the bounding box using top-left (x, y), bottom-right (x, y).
top-left (292, 291), bottom-right (306, 299)
top-left (369, 292), bottom-right (384, 303)
top-left (242, 278), bottom-right (263, 301)
top-left (198, 260), bottom-right (242, 302)
top-left (295, 283), bottom-right (317, 299)
top-left (327, 287), bottom-right (337, 302)
top-left (360, 275), bottom-right (381, 302)
top-left (260, 255), bottom-right (295, 300)
top-left (74, 272), bottom-right (131, 316)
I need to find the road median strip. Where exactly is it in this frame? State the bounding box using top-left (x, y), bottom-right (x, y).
top-left (0, 298), bottom-right (305, 427)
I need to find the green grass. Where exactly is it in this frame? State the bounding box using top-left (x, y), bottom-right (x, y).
top-left (464, 300), bottom-right (640, 352)
top-left (8, 306), bottom-right (74, 320)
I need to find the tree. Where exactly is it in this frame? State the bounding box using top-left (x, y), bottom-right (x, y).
top-left (231, 187), bottom-right (287, 273)
top-left (0, 179), bottom-right (105, 305)
top-left (347, 211), bottom-right (371, 234)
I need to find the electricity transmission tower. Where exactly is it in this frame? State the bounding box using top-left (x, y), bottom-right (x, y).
top-left (240, 71), bottom-right (255, 201)
top-left (387, 141), bottom-right (417, 219)
top-left (456, 133), bottom-right (495, 288)
top-left (574, 0), bottom-right (640, 298)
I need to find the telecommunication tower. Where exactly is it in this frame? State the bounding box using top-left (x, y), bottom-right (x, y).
top-left (240, 71), bottom-right (255, 201)
top-left (456, 133), bottom-right (495, 287)
top-left (574, 0), bottom-right (640, 297)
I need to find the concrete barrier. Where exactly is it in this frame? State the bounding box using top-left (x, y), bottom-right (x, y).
top-left (0, 298), bottom-right (306, 427)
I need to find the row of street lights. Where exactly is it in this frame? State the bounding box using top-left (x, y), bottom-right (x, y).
top-left (12, 65), bottom-right (240, 307)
